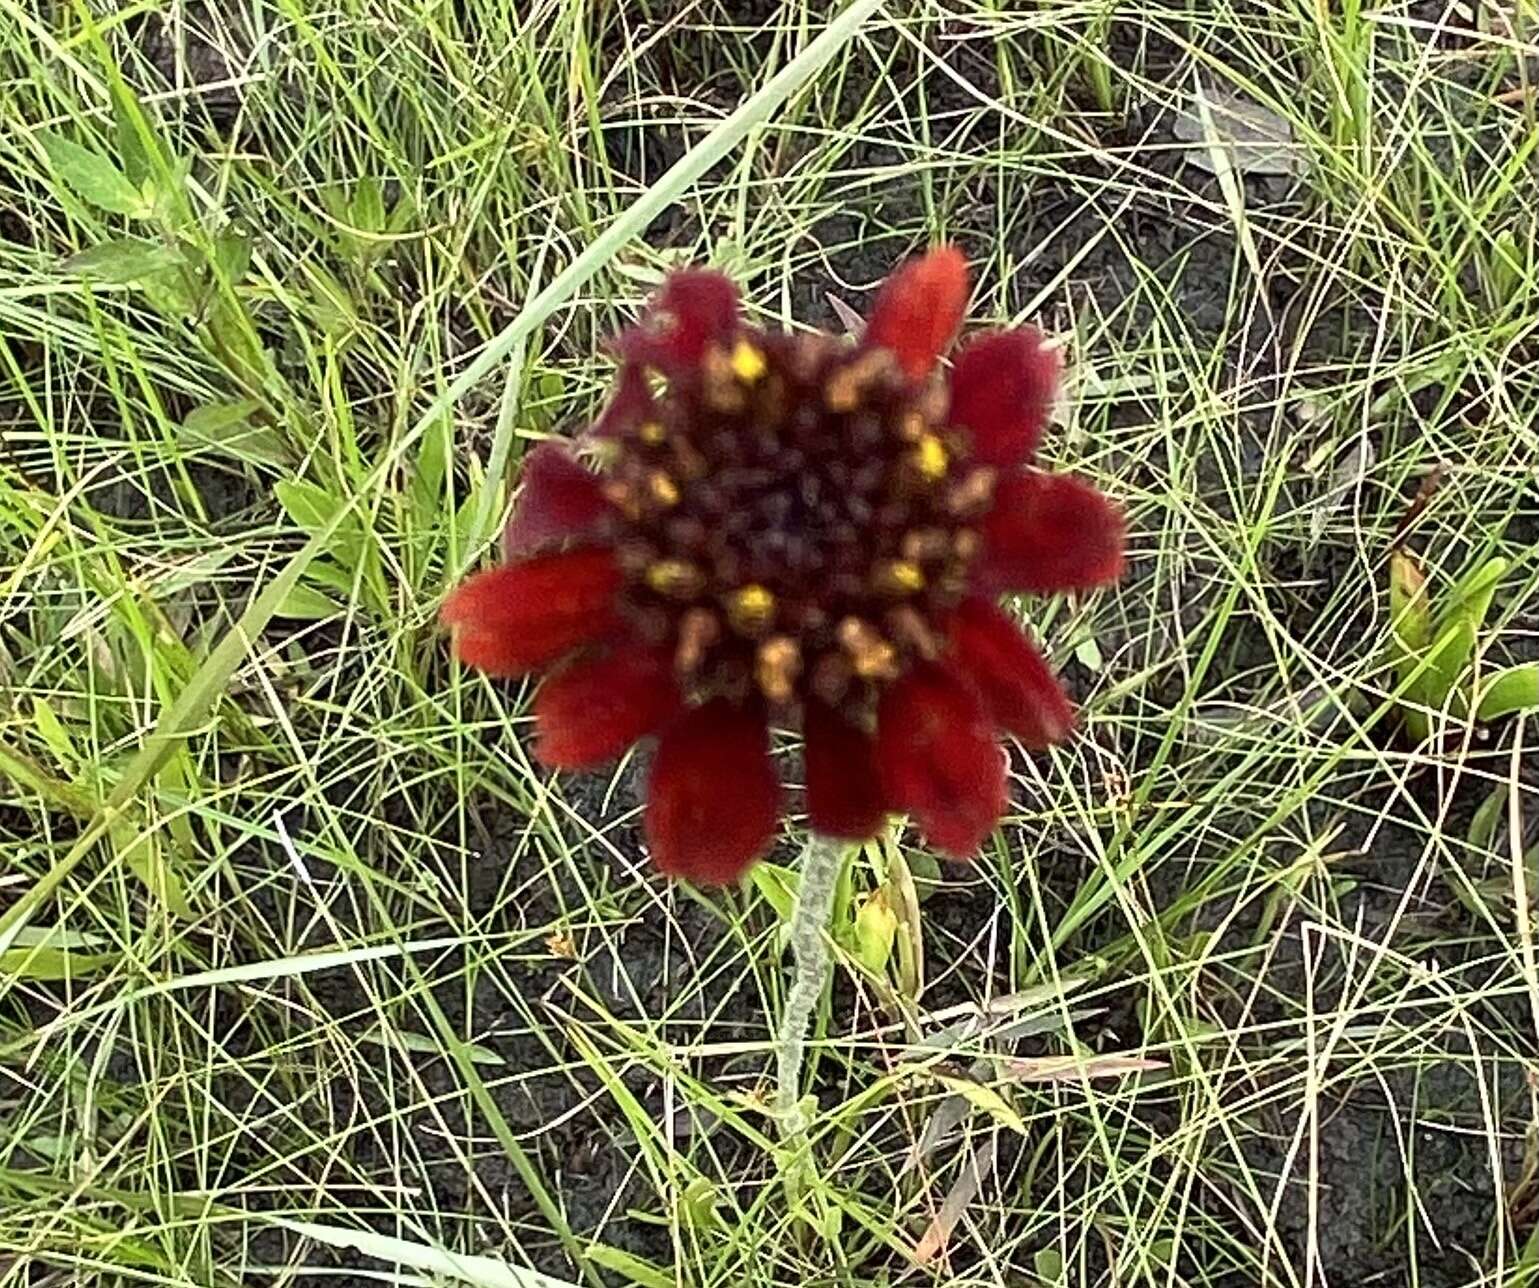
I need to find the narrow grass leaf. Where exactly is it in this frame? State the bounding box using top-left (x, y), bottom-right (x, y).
top-left (928, 1072), bottom-right (1027, 1136)
top-left (913, 1138), bottom-right (998, 1266)
top-left (275, 1220), bottom-right (581, 1288)
top-left (1188, 80), bottom-right (1264, 279)
top-left (581, 1245), bottom-right (672, 1288)
top-left (999, 1053), bottom-right (1166, 1082)
top-left (1, 927), bottom-right (118, 981)
top-left (1469, 785), bottom-right (1509, 852)
top-left (359, 1026), bottom-right (505, 1066)
top-left (111, 823), bottom-right (194, 921)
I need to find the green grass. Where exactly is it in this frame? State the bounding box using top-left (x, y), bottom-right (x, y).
top-left (3, 2), bottom-right (1538, 1286)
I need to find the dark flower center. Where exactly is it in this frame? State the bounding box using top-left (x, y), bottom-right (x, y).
top-left (598, 330), bottom-right (996, 721)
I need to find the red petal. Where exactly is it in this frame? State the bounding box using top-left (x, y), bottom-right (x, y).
top-left (976, 471), bottom-right (1125, 594)
top-left (441, 549), bottom-right (621, 676)
top-left (534, 647), bottom-right (681, 769)
top-left (877, 663), bottom-right (1006, 858)
top-left (645, 700), bottom-right (781, 885)
top-left (949, 329), bottom-right (1061, 469)
top-left (503, 444), bottom-right (613, 558)
top-left (947, 598), bottom-right (1075, 748)
top-left (864, 246), bottom-right (970, 381)
top-left (615, 269), bottom-right (740, 373)
top-left (589, 364), bottom-right (654, 440)
top-left (804, 700), bottom-right (886, 840)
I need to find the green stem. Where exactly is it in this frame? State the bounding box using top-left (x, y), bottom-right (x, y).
top-left (774, 833), bottom-right (848, 1137)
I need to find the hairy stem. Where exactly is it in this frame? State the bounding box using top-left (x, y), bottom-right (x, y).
top-left (774, 833), bottom-right (849, 1137)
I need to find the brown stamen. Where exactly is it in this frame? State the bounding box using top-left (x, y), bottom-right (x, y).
top-left (755, 636), bottom-right (801, 703)
top-left (646, 558), bottom-right (706, 598)
top-left (837, 616), bottom-right (898, 679)
top-left (675, 607), bottom-right (720, 673)
top-left (946, 467), bottom-right (997, 517)
top-left (887, 604), bottom-right (940, 659)
top-left (872, 559), bottom-right (926, 596)
top-left (823, 348), bottom-right (897, 413)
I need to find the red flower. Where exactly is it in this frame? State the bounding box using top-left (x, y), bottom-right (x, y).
top-left (443, 249), bottom-right (1124, 884)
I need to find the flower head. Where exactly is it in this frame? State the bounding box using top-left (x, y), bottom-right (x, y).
top-left (443, 249), bottom-right (1124, 884)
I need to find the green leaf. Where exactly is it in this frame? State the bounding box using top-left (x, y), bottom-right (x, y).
top-left (138, 265), bottom-right (197, 317)
top-left (8, 927), bottom-right (105, 952)
top-left (906, 849), bottom-right (942, 904)
top-left (275, 478), bottom-right (344, 536)
top-left (528, 370), bottom-right (568, 430)
top-left (852, 890), bottom-right (898, 975)
top-left (1421, 555), bottom-right (1510, 714)
top-left (1433, 556), bottom-right (1508, 663)
top-left (1423, 619), bottom-right (1475, 714)
top-left (929, 1071), bottom-right (1028, 1136)
top-left (582, 1245), bottom-right (671, 1288)
top-left (38, 131), bottom-right (147, 216)
top-left (677, 1177), bottom-right (723, 1232)
top-left (61, 237), bottom-right (182, 283)
top-left (300, 558), bottom-right (361, 599)
top-left (386, 186), bottom-right (419, 235)
top-left (1488, 227), bottom-right (1524, 307)
top-left (181, 400), bottom-right (292, 467)
top-left (352, 176), bottom-right (386, 234)
top-left (412, 412), bottom-right (452, 520)
top-left (1388, 550), bottom-right (1431, 655)
top-left (274, 582), bottom-right (344, 621)
top-left (1469, 785), bottom-right (1509, 853)
top-left (303, 261), bottom-right (360, 334)
top-left (1, 941), bottom-right (118, 981)
top-left (1033, 1247), bottom-right (1065, 1284)
top-left (1, 927), bottom-right (118, 981)
top-left (882, 842), bottom-right (925, 1000)
top-left (31, 696), bottom-right (81, 775)
top-left (1475, 664), bottom-right (1539, 722)
top-left (111, 81), bottom-right (165, 188)
top-left (212, 228), bottom-right (252, 283)
top-left (749, 861), bottom-right (796, 923)
top-left (113, 822), bottom-right (194, 921)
